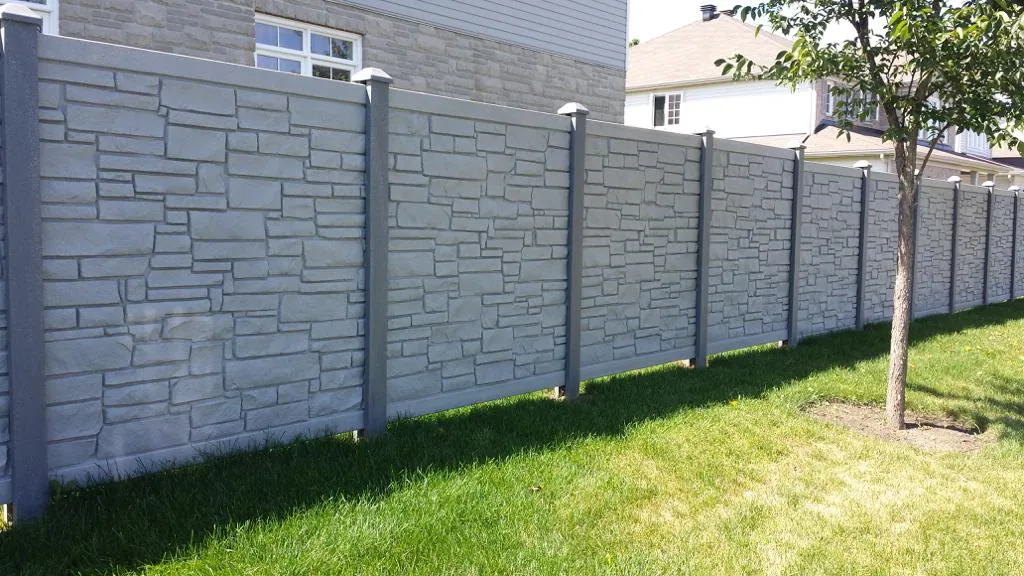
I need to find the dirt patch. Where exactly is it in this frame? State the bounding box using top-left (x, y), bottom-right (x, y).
top-left (806, 402), bottom-right (992, 453)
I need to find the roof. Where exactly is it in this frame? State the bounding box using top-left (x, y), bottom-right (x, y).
top-left (734, 126), bottom-right (1019, 172)
top-left (626, 15), bottom-right (792, 91)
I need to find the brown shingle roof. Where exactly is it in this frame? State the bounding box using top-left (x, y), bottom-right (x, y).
top-left (626, 15), bottom-right (792, 91)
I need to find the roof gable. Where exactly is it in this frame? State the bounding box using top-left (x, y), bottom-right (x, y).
top-left (626, 16), bottom-right (792, 90)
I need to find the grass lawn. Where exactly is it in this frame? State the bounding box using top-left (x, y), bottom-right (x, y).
top-left (3, 302), bottom-right (1024, 575)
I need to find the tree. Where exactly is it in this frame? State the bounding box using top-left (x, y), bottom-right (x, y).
top-left (717, 0), bottom-right (1024, 429)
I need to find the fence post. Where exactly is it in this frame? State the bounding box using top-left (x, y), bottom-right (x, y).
top-left (786, 145), bottom-right (806, 346)
top-left (854, 161), bottom-right (872, 330)
top-left (354, 68), bottom-right (392, 438)
top-left (1011, 185), bottom-right (1020, 300)
top-left (557, 103), bottom-right (588, 400)
top-left (983, 180), bottom-right (995, 306)
top-left (948, 176), bottom-right (961, 313)
top-left (1, 4), bottom-right (47, 521)
top-left (693, 130), bottom-right (714, 367)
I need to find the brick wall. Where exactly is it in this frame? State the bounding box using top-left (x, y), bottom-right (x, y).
top-left (56, 0), bottom-right (626, 122)
top-left (0, 32), bottom-right (1020, 503)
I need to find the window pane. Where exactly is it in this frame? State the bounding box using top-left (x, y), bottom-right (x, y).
top-left (279, 58), bottom-right (302, 74)
top-left (311, 34), bottom-right (331, 56)
top-left (332, 38), bottom-right (353, 60)
top-left (331, 68), bottom-right (351, 81)
top-left (256, 23), bottom-right (277, 46)
top-left (279, 26), bottom-right (303, 50)
top-left (312, 64), bottom-right (332, 79)
top-left (256, 54), bottom-right (278, 70)
top-left (653, 96), bottom-right (665, 127)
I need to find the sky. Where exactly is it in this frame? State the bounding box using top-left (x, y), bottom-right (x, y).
top-left (628, 0), bottom-right (719, 42)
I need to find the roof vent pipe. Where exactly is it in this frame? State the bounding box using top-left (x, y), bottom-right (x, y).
top-left (700, 4), bottom-right (718, 21)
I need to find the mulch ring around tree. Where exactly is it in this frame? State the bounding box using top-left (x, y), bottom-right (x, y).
top-left (806, 401), bottom-right (993, 453)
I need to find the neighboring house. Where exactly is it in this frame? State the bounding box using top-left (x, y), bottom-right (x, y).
top-left (5, 0), bottom-right (627, 122)
top-left (625, 4), bottom-right (1019, 186)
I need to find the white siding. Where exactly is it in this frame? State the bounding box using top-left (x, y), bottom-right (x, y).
top-left (955, 130), bottom-right (992, 158)
top-left (339, 0), bottom-right (627, 69)
top-left (625, 81), bottom-right (815, 139)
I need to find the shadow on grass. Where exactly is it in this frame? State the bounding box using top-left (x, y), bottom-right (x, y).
top-left (2, 300), bottom-right (1023, 575)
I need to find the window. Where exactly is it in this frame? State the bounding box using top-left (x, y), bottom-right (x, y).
top-left (826, 84), bottom-right (878, 121)
top-left (255, 15), bottom-right (362, 82)
top-left (825, 83), bottom-right (836, 116)
top-left (919, 124), bottom-right (947, 144)
top-left (1, 0), bottom-right (58, 34)
top-left (653, 93), bottom-right (682, 127)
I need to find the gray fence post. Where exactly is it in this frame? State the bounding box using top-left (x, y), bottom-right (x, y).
top-left (557, 103), bottom-right (588, 400)
top-left (787, 145), bottom-right (806, 346)
top-left (983, 180), bottom-right (995, 306)
top-left (1011, 185), bottom-right (1020, 300)
top-left (1, 5), bottom-right (47, 521)
top-left (354, 68), bottom-right (392, 438)
top-left (854, 161), bottom-right (872, 330)
top-left (693, 130), bottom-right (714, 367)
top-left (948, 176), bottom-right (961, 313)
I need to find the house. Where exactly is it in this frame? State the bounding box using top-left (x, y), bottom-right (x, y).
top-left (625, 4), bottom-right (1020, 186)
top-left (4, 0), bottom-right (627, 122)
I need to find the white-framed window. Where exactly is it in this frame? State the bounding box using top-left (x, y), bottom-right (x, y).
top-left (1, 0), bottom-right (58, 34)
top-left (653, 92), bottom-right (682, 127)
top-left (255, 14), bottom-right (362, 82)
top-left (825, 82), bottom-right (836, 116)
top-left (859, 90), bottom-right (879, 121)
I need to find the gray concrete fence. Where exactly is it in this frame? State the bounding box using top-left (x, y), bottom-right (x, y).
top-left (1, 9), bottom-right (1022, 519)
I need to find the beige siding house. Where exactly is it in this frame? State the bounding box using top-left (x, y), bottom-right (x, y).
top-left (626, 5), bottom-right (1020, 186)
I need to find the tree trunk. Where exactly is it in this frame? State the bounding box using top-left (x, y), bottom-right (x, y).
top-left (886, 142), bottom-right (917, 430)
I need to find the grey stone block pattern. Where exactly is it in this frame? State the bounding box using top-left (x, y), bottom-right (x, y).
top-left (987, 193), bottom-right (1015, 302)
top-left (913, 185), bottom-right (954, 317)
top-left (955, 187), bottom-right (988, 310)
top-left (709, 150), bottom-right (794, 345)
top-left (797, 168), bottom-right (861, 336)
top-left (386, 111), bottom-right (569, 404)
top-left (35, 61), bottom-right (367, 477)
top-left (863, 177), bottom-right (899, 323)
top-left (580, 134), bottom-right (700, 375)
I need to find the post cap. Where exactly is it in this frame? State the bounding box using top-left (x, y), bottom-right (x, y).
top-left (947, 176), bottom-right (962, 183)
top-left (0, 3), bottom-right (43, 26)
top-left (1008, 185), bottom-right (1020, 192)
top-left (853, 160), bottom-right (872, 169)
top-left (352, 68), bottom-right (393, 85)
top-left (982, 180), bottom-right (995, 188)
top-left (787, 142), bottom-right (806, 151)
top-left (696, 128), bottom-right (715, 137)
top-left (557, 102), bottom-right (590, 116)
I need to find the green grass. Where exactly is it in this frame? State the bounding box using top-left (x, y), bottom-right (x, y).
top-left (3, 302), bottom-right (1024, 575)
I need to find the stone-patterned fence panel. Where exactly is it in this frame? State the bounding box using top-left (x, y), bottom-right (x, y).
top-left (798, 163), bottom-right (862, 337)
top-left (0, 16), bottom-right (1020, 518)
top-left (580, 123), bottom-right (701, 380)
top-left (708, 140), bottom-right (795, 351)
top-left (914, 183), bottom-right (955, 318)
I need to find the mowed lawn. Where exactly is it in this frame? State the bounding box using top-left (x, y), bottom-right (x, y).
top-left (3, 302), bottom-right (1024, 575)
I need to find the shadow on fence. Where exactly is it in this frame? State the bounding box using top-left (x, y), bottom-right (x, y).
top-left (2, 300), bottom-right (1023, 575)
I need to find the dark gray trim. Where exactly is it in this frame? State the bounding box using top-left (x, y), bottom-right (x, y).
top-left (694, 131), bottom-right (714, 367)
top-left (354, 68), bottom-right (392, 438)
top-left (787, 146), bottom-right (806, 346)
top-left (855, 163), bottom-right (872, 330)
top-left (983, 183), bottom-right (995, 305)
top-left (1012, 187), bottom-right (1020, 300)
top-left (1, 5), bottom-right (47, 521)
top-left (949, 178), bottom-right (961, 313)
top-left (558, 102), bottom-right (588, 400)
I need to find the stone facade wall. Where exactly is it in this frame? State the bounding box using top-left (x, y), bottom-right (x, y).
top-left (914, 184), bottom-right (955, 317)
top-left (36, 38), bottom-right (368, 482)
top-left (863, 175), bottom-right (899, 324)
top-left (987, 193), bottom-right (1015, 303)
top-left (709, 141), bottom-right (794, 348)
top-left (798, 164), bottom-right (861, 336)
top-left (955, 186), bottom-right (989, 310)
top-left (56, 0), bottom-right (626, 122)
top-left (1, 33), bottom-right (1019, 502)
top-left (580, 125), bottom-right (701, 379)
top-left (384, 102), bottom-right (571, 413)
